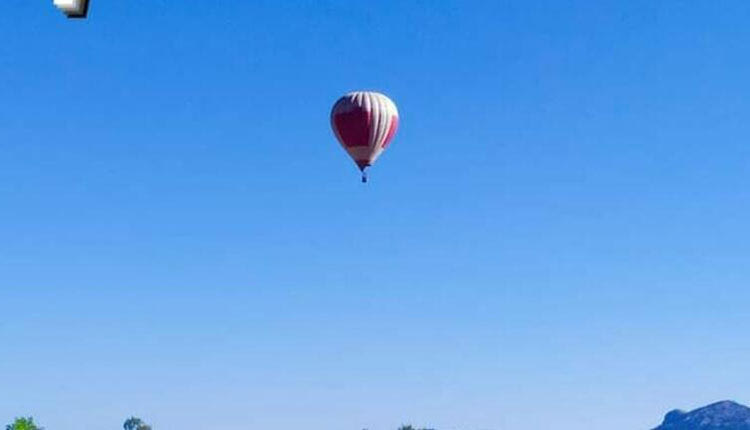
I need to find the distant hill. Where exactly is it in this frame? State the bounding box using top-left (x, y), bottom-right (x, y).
top-left (654, 400), bottom-right (750, 430)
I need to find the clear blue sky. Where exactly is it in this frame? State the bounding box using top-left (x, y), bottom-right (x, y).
top-left (2, 1), bottom-right (750, 429)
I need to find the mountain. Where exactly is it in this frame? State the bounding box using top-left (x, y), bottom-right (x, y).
top-left (654, 400), bottom-right (750, 430)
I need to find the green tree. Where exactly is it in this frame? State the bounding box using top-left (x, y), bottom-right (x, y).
top-left (5, 417), bottom-right (43, 430)
top-left (123, 417), bottom-right (152, 430)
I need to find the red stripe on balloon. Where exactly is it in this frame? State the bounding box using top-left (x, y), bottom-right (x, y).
top-left (382, 115), bottom-right (399, 148)
top-left (333, 108), bottom-right (372, 148)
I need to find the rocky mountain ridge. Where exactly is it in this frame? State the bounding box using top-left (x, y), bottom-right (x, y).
top-left (654, 400), bottom-right (750, 430)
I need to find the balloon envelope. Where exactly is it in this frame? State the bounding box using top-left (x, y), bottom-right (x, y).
top-left (53, 0), bottom-right (89, 18)
top-left (330, 91), bottom-right (399, 172)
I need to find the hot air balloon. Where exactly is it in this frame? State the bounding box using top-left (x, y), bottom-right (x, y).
top-left (331, 91), bottom-right (399, 182)
top-left (53, 0), bottom-right (90, 18)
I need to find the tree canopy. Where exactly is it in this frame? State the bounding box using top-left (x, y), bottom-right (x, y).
top-left (5, 417), bottom-right (43, 430)
top-left (123, 417), bottom-right (152, 430)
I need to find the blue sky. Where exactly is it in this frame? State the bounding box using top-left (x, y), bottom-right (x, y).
top-left (2, 1), bottom-right (750, 429)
